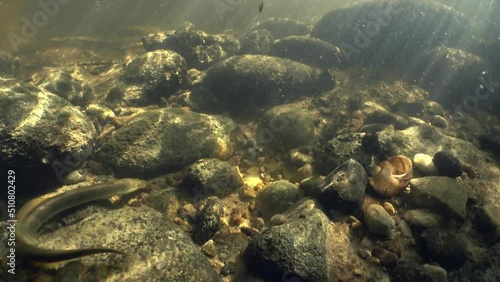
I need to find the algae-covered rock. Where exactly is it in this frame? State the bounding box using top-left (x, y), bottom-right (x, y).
top-left (271, 36), bottom-right (342, 68)
top-left (256, 180), bottom-right (300, 220)
top-left (33, 69), bottom-right (95, 107)
top-left (36, 206), bottom-right (222, 281)
top-left (142, 23), bottom-right (240, 70)
top-left (93, 107), bottom-right (236, 178)
top-left (0, 76), bottom-right (96, 196)
top-left (404, 47), bottom-right (487, 110)
top-left (239, 29), bottom-right (274, 55)
top-left (193, 197), bottom-right (224, 245)
top-left (258, 103), bottom-right (317, 151)
top-left (244, 199), bottom-right (375, 281)
top-left (201, 55), bottom-right (334, 115)
top-left (180, 158), bottom-right (244, 199)
top-left (120, 50), bottom-right (187, 105)
top-left (311, 0), bottom-right (474, 67)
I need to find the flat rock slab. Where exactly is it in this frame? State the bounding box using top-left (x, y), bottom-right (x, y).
top-left (409, 176), bottom-right (469, 220)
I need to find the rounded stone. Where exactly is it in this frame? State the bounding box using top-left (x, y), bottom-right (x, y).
top-left (257, 180), bottom-right (300, 220)
top-left (413, 153), bottom-right (436, 175)
top-left (432, 151), bottom-right (463, 178)
top-left (269, 214), bottom-right (287, 226)
top-left (181, 158), bottom-right (244, 199)
top-left (364, 204), bottom-right (395, 238)
top-left (259, 103), bottom-right (316, 151)
top-left (194, 197), bottom-right (224, 245)
top-left (371, 246), bottom-right (398, 267)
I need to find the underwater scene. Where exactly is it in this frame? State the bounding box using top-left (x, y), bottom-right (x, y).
top-left (0, 0), bottom-right (500, 281)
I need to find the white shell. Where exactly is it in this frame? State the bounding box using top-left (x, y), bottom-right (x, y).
top-left (413, 153), bottom-right (436, 175)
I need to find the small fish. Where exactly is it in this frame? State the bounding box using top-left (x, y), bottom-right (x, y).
top-left (16, 178), bottom-right (148, 262)
top-left (259, 1), bottom-right (264, 12)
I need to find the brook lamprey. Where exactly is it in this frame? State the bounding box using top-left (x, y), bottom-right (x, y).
top-left (16, 178), bottom-right (147, 262)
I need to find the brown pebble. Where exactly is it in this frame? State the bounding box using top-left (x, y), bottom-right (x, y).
top-left (230, 208), bottom-right (245, 226)
top-left (371, 246), bottom-right (398, 267)
top-left (230, 213), bottom-right (244, 226)
top-left (173, 171), bottom-right (184, 181)
top-left (240, 226), bottom-right (260, 238)
top-left (174, 217), bottom-right (184, 225)
top-left (462, 162), bottom-right (478, 178)
top-left (382, 240), bottom-right (401, 255)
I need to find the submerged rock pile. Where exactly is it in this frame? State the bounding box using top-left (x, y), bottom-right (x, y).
top-left (1, 1), bottom-right (499, 281)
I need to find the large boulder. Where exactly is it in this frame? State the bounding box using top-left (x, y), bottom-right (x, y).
top-left (200, 55), bottom-right (334, 115)
top-left (404, 47), bottom-right (489, 111)
top-left (19, 206), bottom-right (222, 281)
top-left (0, 76), bottom-right (96, 196)
top-left (311, 0), bottom-right (474, 67)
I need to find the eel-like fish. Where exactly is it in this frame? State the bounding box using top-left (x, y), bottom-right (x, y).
top-left (16, 178), bottom-right (147, 262)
